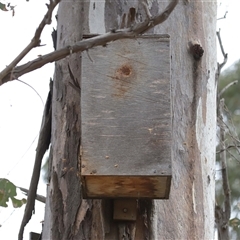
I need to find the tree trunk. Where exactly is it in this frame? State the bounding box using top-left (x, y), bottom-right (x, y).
top-left (43, 0), bottom-right (217, 239)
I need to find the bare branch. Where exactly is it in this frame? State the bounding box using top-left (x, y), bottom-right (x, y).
top-left (0, 0), bottom-right (60, 84)
top-left (216, 30), bottom-right (228, 108)
top-left (218, 105), bottom-right (240, 151)
top-left (226, 149), bottom-right (240, 164)
top-left (216, 99), bottom-right (231, 240)
top-left (217, 11), bottom-right (228, 21)
top-left (217, 30), bottom-right (228, 73)
top-left (18, 80), bottom-right (52, 240)
top-left (18, 186), bottom-right (46, 203)
top-left (216, 145), bottom-right (240, 154)
top-left (0, 0), bottom-right (178, 86)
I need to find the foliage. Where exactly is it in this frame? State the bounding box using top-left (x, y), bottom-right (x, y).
top-left (0, 178), bottom-right (26, 208)
top-left (219, 60), bottom-right (240, 118)
top-left (217, 60), bottom-right (240, 238)
top-left (0, 2), bottom-right (15, 16)
top-left (0, 2), bottom-right (7, 11)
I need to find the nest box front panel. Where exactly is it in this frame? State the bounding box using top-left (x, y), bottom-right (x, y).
top-left (81, 35), bottom-right (171, 199)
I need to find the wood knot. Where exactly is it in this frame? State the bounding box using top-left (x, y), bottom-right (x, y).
top-left (112, 63), bottom-right (134, 98)
top-left (117, 65), bottom-right (132, 77)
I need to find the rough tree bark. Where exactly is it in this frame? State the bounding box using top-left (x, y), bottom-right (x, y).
top-left (43, 0), bottom-right (217, 239)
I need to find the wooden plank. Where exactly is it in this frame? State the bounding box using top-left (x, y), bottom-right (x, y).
top-left (81, 35), bottom-right (171, 198)
top-left (113, 199), bottom-right (137, 221)
top-left (29, 232), bottom-right (41, 240)
top-left (82, 175), bottom-right (171, 199)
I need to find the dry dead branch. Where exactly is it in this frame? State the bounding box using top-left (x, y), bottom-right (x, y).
top-left (0, 0), bottom-right (178, 86)
top-left (0, 0), bottom-right (60, 85)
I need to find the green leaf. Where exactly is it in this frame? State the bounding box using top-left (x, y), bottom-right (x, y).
top-left (11, 197), bottom-right (27, 208)
top-left (229, 218), bottom-right (240, 228)
top-left (0, 178), bottom-right (26, 208)
top-left (0, 2), bottom-right (8, 11)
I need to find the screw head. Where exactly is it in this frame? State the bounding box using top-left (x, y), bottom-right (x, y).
top-left (123, 208), bottom-right (128, 213)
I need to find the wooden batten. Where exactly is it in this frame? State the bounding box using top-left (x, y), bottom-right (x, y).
top-left (81, 35), bottom-right (172, 199)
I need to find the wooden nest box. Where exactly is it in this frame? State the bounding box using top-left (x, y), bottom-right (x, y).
top-left (81, 35), bottom-right (171, 199)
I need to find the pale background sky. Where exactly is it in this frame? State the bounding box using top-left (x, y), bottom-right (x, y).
top-left (0, 0), bottom-right (239, 239)
top-left (0, 1), bottom-right (56, 239)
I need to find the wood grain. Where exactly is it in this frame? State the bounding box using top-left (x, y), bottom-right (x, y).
top-left (81, 35), bottom-right (171, 198)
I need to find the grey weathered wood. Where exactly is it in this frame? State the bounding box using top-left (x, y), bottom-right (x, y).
top-left (43, 1), bottom-right (217, 239)
top-left (81, 35), bottom-right (171, 199)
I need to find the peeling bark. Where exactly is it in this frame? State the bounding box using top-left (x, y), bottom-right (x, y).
top-left (43, 0), bottom-right (217, 239)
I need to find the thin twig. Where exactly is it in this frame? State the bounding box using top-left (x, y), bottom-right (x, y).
top-left (216, 30), bottom-right (228, 99)
top-left (222, 105), bottom-right (240, 157)
top-left (18, 187), bottom-right (46, 203)
top-left (0, 0), bottom-right (179, 86)
top-left (219, 80), bottom-right (238, 97)
top-left (217, 11), bottom-right (228, 21)
top-left (216, 145), bottom-right (240, 154)
top-left (218, 110), bottom-right (240, 150)
top-left (16, 79), bottom-right (44, 106)
top-left (223, 105), bottom-right (240, 140)
top-left (216, 29), bottom-right (228, 117)
top-left (218, 138), bottom-right (240, 160)
top-left (216, 30), bottom-right (228, 74)
top-left (216, 99), bottom-right (231, 240)
top-left (0, 0), bottom-right (60, 83)
top-left (217, 30), bottom-right (227, 62)
top-left (218, 118), bottom-right (240, 148)
top-left (226, 149), bottom-right (240, 164)
top-left (18, 80), bottom-right (52, 240)
top-left (228, 133), bottom-right (240, 156)
top-left (215, 26), bottom-right (240, 239)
